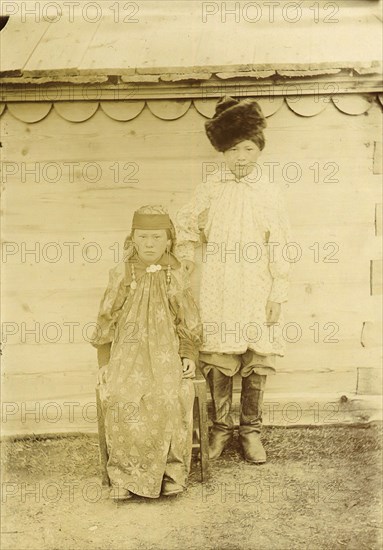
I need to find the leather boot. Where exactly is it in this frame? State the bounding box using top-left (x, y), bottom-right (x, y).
top-left (207, 368), bottom-right (234, 460)
top-left (239, 373), bottom-right (266, 464)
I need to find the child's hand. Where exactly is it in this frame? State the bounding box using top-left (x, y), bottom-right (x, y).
top-left (182, 260), bottom-right (195, 275)
top-left (265, 301), bottom-right (281, 324)
top-left (182, 358), bottom-right (196, 379)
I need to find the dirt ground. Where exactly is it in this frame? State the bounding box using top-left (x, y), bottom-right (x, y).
top-left (1, 425), bottom-right (382, 550)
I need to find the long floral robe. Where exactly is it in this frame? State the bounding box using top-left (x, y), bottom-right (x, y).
top-left (91, 253), bottom-right (201, 498)
top-left (175, 166), bottom-right (291, 357)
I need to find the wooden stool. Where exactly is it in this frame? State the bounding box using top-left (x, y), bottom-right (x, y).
top-left (96, 377), bottom-right (209, 486)
top-left (192, 378), bottom-right (210, 482)
top-left (95, 387), bottom-right (109, 487)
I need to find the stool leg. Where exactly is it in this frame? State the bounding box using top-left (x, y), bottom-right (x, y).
top-left (196, 384), bottom-right (209, 482)
top-left (193, 397), bottom-right (200, 445)
top-left (96, 387), bottom-right (110, 487)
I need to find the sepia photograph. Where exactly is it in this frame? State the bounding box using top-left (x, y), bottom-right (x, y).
top-left (1, 1), bottom-right (382, 548)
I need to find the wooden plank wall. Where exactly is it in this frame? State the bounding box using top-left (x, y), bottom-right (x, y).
top-left (2, 5), bottom-right (382, 77)
top-left (1, 100), bottom-right (382, 434)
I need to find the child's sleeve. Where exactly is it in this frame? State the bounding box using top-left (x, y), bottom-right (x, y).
top-left (170, 270), bottom-right (203, 362)
top-left (90, 263), bottom-right (126, 348)
top-left (175, 181), bottom-right (212, 262)
top-left (267, 187), bottom-right (292, 304)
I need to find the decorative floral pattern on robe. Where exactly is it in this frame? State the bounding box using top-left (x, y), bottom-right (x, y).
top-left (175, 167), bottom-right (291, 357)
top-left (91, 255), bottom-right (201, 498)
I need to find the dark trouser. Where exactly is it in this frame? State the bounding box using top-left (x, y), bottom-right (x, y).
top-left (205, 368), bottom-right (234, 459)
top-left (201, 351), bottom-right (271, 462)
top-left (199, 350), bottom-right (275, 378)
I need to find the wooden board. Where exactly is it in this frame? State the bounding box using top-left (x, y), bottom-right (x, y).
top-left (23, 18), bottom-right (101, 76)
top-left (1, 367), bottom-right (357, 403)
top-left (1, 184), bottom-right (380, 239)
top-left (2, 229), bottom-right (382, 292)
top-left (54, 102), bottom-right (99, 122)
top-left (2, 279), bottom-right (381, 322)
top-left (376, 204), bottom-right (383, 236)
top-left (7, 103), bottom-right (52, 123)
top-left (373, 141), bottom-right (383, 174)
top-left (192, 13), bottom-right (381, 70)
top-left (2, 335), bottom-right (380, 373)
top-left (3, 101), bottom-right (381, 161)
top-left (78, 16), bottom-right (146, 74)
top-left (356, 367), bottom-right (383, 395)
top-left (100, 101), bottom-right (146, 121)
top-left (1, 392), bottom-right (381, 436)
top-left (136, 22), bottom-right (203, 75)
top-left (370, 259), bottom-right (383, 295)
top-left (1, 5), bottom-right (382, 82)
top-left (360, 321), bottom-right (382, 349)
top-left (0, 16), bottom-right (50, 74)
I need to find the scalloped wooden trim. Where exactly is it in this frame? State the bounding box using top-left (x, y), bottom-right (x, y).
top-left (54, 102), bottom-right (99, 122)
top-left (193, 97), bottom-right (284, 119)
top-left (7, 102), bottom-right (52, 123)
top-left (255, 97), bottom-right (284, 117)
top-left (193, 99), bottom-right (216, 118)
top-left (100, 101), bottom-right (145, 121)
top-left (286, 96), bottom-right (329, 117)
top-left (332, 94), bottom-right (373, 115)
top-left (3, 95), bottom-right (381, 124)
top-left (146, 99), bottom-right (191, 120)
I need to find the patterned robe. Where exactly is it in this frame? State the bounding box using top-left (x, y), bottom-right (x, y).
top-left (175, 166), bottom-right (291, 357)
top-left (91, 253), bottom-right (201, 498)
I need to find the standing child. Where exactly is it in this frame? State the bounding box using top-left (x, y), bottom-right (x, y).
top-left (91, 205), bottom-right (201, 499)
top-left (176, 96), bottom-right (291, 464)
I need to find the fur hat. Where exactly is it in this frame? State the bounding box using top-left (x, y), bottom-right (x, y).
top-left (205, 96), bottom-right (267, 152)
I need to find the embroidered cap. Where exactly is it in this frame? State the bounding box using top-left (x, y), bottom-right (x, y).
top-left (125, 205), bottom-right (177, 256)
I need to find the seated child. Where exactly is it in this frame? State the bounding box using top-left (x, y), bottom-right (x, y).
top-left (91, 205), bottom-right (201, 500)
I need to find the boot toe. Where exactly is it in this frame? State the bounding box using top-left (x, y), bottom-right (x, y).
top-left (208, 429), bottom-right (233, 460)
top-left (244, 452), bottom-right (266, 464)
top-left (240, 434), bottom-right (267, 464)
top-left (161, 481), bottom-right (184, 496)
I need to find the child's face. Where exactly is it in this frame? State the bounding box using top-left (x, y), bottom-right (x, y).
top-left (132, 229), bottom-right (170, 264)
top-left (223, 140), bottom-right (261, 179)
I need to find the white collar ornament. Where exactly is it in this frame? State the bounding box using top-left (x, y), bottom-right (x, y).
top-left (129, 262), bottom-right (171, 294)
top-left (146, 264), bottom-right (162, 273)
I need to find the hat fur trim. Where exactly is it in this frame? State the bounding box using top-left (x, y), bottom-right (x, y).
top-left (205, 97), bottom-right (267, 152)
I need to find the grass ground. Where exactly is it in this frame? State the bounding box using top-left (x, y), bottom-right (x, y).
top-left (1, 424), bottom-right (382, 550)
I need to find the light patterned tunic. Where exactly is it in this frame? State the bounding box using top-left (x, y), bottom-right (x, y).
top-left (176, 166), bottom-right (291, 357)
top-left (91, 254), bottom-right (201, 498)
